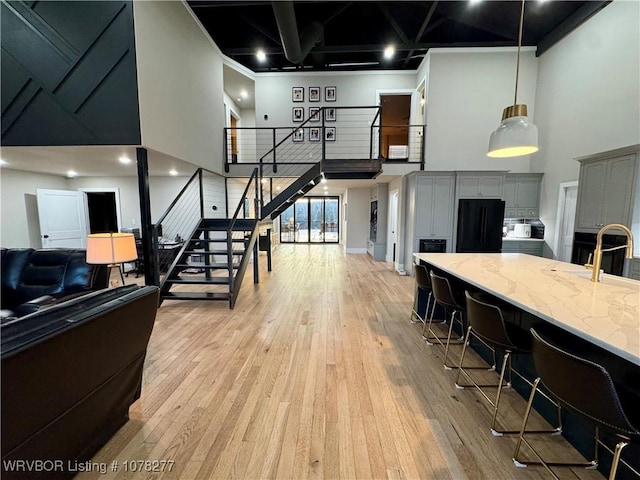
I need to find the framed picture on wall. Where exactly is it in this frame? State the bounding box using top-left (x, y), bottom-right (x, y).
top-left (292, 87), bottom-right (304, 102)
top-left (292, 128), bottom-right (304, 142)
top-left (325, 86), bottom-right (336, 102)
top-left (325, 107), bottom-right (336, 122)
top-left (292, 107), bottom-right (304, 122)
top-left (309, 127), bottom-right (320, 142)
top-left (325, 127), bottom-right (336, 141)
top-left (309, 107), bottom-right (320, 122)
top-left (309, 86), bottom-right (320, 102)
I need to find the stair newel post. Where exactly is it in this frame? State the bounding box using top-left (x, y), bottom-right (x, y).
top-left (254, 170), bottom-right (260, 220)
top-left (272, 128), bottom-right (277, 174)
top-left (321, 110), bottom-right (326, 160)
top-left (259, 162), bottom-right (264, 213)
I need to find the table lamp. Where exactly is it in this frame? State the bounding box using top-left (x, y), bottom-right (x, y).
top-left (86, 233), bottom-right (137, 286)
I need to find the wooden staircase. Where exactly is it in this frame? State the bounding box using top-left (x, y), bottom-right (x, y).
top-left (159, 218), bottom-right (258, 308)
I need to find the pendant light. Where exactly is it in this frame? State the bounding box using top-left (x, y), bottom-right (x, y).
top-left (487, 0), bottom-right (538, 158)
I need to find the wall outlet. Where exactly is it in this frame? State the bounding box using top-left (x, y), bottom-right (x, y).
top-left (132, 219), bottom-right (136, 224)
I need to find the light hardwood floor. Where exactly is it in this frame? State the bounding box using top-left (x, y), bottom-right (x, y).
top-left (82, 245), bottom-right (603, 479)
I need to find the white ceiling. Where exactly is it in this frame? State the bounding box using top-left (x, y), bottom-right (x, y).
top-left (223, 64), bottom-right (256, 110)
top-left (0, 145), bottom-right (200, 178)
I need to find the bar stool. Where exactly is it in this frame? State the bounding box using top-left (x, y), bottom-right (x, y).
top-left (426, 271), bottom-right (496, 371)
top-left (410, 264), bottom-right (434, 327)
top-left (513, 329), bottom-right (640, 479)
top-left (456, 292), bottom-right (562, 436)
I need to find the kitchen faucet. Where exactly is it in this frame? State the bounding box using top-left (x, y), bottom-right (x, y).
top-left (586, 224), bottom-right (634, 282)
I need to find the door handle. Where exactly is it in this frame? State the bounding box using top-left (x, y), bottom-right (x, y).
top-left (43, 235), bottom-right (49, 239)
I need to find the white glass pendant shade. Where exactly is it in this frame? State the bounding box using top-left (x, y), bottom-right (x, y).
top-left (487, 105), bottom-right (538, 158)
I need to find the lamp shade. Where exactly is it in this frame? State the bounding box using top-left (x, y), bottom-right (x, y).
top-left (86, 233), bottom-right (137, 264)
top-left (487, 105), bottom-right (539, 158)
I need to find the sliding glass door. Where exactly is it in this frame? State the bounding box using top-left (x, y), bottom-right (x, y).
top-left (280, 197), bottom-right (339, 244)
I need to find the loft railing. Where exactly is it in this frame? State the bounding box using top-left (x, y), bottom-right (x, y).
top-left (224, 106), bottom-right (426, 172)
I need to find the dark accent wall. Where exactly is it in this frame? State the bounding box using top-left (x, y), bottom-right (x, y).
top-left (1, 1), bottom-right (141, 146)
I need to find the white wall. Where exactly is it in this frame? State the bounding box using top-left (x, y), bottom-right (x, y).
top-left (254, 71), bottom-right (416, 127)
top-left (424, 48), bottom-right (537, 173)
top-left (69, 175), bottom-right (191, 228)
top-left (344, 187), bottom-right (370, 253)
top-left (532, 0), bottom-right (640, 256)
top-left (134, 2), bottom-right (225, 173)
top-left (0, 169), bottom-right (68, 248)
top-left (0, 168), bottom-right (192, 248)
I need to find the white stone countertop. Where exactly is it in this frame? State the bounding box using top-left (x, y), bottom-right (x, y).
top-left (502, 237), bottom-right (545, 242)
top-left (414, 253), bottom-right (640, 366)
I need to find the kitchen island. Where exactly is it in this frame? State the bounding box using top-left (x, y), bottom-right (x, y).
top-left (414, 253), bottom-right (640, 479)
top-left (414, 252), bottom-right (639, 365)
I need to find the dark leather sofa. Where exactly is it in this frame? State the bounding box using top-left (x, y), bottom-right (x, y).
top-left (1, 285), bottom-right (160, 479)
top-left (1, 248), bottom-right (109, 319)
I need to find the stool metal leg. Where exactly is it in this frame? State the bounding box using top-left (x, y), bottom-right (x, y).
top-left (420, 293), bottom-right (436, 338)
top-left (513, 378), bottom-right (595, 473)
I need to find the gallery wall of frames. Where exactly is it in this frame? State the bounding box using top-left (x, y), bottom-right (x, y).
top-left (291, 86), bottom-right (337, 142)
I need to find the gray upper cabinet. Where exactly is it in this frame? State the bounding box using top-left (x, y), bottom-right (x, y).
top-left (456, 174), bottom-right (504, 198)
top-left (503, 173), bottom-right (543, 218)
top-left (416, 175), bottom-right (455, 238)
top-left (575, 150), bottom-right (637, 232)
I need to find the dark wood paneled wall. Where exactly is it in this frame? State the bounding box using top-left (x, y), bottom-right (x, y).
top-left (1, 1), bottom-right (140, 146)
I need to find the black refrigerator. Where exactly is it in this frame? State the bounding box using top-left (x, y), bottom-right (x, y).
top-left (456, 199), bottom-right (505, 253)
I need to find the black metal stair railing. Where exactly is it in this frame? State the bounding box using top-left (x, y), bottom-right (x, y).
top-left (147, 167), bottom-right (261, 308)
top-left (226, 168), bottom-right (260, 306)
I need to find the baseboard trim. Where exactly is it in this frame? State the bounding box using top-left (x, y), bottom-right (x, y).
top-left (346, 248), bottom-right (367, 254)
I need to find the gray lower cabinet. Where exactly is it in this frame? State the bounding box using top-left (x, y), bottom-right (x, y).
top-left (404, 172), bottom-right (455, 274)
top-left (627, 258), bottom-right (640, 280)
top-left (575, 149), bottom-right (637, 232)
top-left (503, 173), bottom-right (542, 218)
top-left (501, 240), bottom-right (544, 257)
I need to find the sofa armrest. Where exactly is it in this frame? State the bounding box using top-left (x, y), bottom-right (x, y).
top-left (14, 291), bottom-right (98, 317)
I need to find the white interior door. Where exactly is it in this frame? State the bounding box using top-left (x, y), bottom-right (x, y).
top-left (560, 186), bottom-right (578, 262)
top-left (37, 189), bottom-right (88, 248)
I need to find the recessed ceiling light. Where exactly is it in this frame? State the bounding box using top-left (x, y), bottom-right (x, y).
top-left (237, 98), bottom-right (242, 102)
top-left (384, 46), bottom-right (395, 59)
top-left (256, 50), bottom-right (266, 62)
top-left (67, 170), bottom-right (78, 178)
top-left (240, 90), bottom-right (248, 99)
top-left (323, 186), bottom-right (328, 190)
top-left (119, 156), bottom-right (131, 164)
top-left (321, 177), bottom-right (327, 184)
top-left (276, 186), bottom-right (281, 190)
top-left (0, 158), bottom-right (6, 166)
top-left (324, 192), bottom-right (328, 195)
top-left (169, 169), bottom-right (178, 176)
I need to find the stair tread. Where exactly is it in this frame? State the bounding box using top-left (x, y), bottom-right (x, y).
top-left (165, 277), bottom-right (230, 285)
top-left (182, 250), bottom-right (245, 255)
top-left (161, 292), bottom-right (230, 301)
top-left (175, 263), bottom-right (238, 269)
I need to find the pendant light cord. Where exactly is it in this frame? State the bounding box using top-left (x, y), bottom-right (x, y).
top-left (514, 0), bottom-right (525, 107)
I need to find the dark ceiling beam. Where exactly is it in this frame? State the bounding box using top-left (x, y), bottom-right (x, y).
top-left (322, 2), bottom-right (352, 26)
top-left (378, 3), bottom-right (410, 45)
top-left (536, 1), bottom-right (610, 56)
top-left (403, 1), bottom-right (439, 67)
top-left (240, 15), bottom-right (281, 45)
top-left (226, 40), bottom-right (513, 56)
top-left (189, 1), bottom-right (271, 7)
